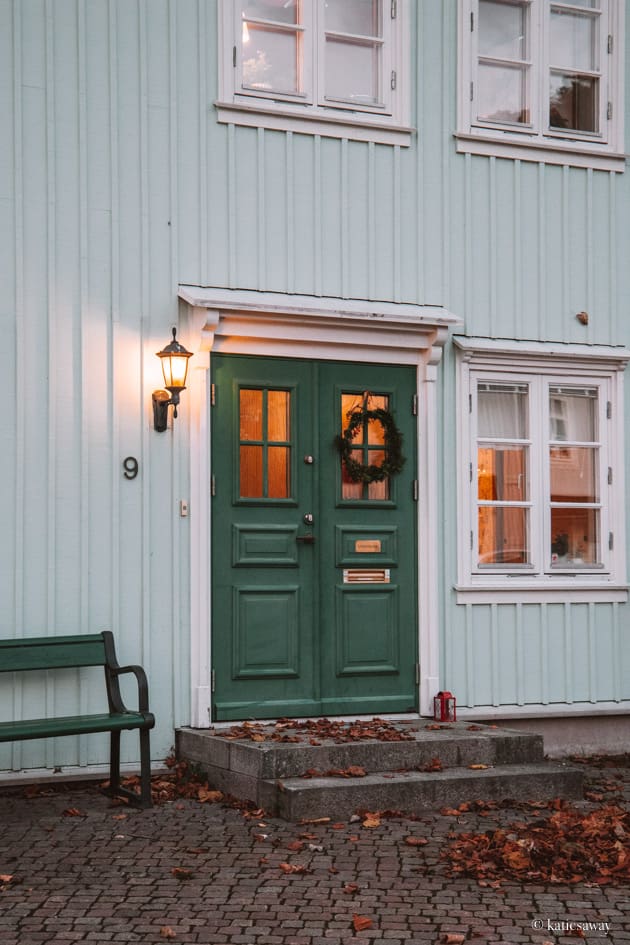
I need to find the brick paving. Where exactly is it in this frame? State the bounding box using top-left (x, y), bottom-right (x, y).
top-left (1, 757), bottom-right (628, 945)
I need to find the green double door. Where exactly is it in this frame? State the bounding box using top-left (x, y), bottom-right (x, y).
top-left (211, 354), bottom-right (418, 721)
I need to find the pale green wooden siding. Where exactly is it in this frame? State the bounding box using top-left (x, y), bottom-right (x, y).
top-left (1, 0), bottom-right (629, 773)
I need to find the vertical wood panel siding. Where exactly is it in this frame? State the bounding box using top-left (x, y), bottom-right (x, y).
top-left (1, 0), bottom-right (629, 774)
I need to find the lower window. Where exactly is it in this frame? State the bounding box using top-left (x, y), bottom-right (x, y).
top-left (456, 340), bottom-right (628, 596)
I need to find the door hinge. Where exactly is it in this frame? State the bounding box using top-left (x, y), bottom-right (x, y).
top-left (391, 0), bottom-right (397, 19)
top-left (608, 466), bottom-right (613, 485)
top-left (608, 34), bottom-right (613, 54)
top-left (415, 663), bottom-right (420, 686)
top-left (469, 393), bottom-right (473, 413)
top-left (609, 532), bottom-right (614, 551)
top-left (412, 393), bottom-right (418, 416)
top-left (211, 474), bottom-right (216, 496)
top-left (470, 11), bottom-right (474, 31)
top-left (232, 45), bottom-right (237, 67)
top-left (470, 530), bottom-right (474, 550)
top-left (469, 461), bottom-right (473, 483)
top-left (607, 101), bottom-right (613, 121)
top-left (211, 669), bottom-right (216, 693)
top-left (391, 70), bottom-right (397, 91)
top-left (412, 479), bottom-right (419, 501)
top-left (211, 382), bottom-right (216, 406)
top-left (470, 81), bottom-right (474, 102)
top-left (607, 400), bottom-right (612, 419)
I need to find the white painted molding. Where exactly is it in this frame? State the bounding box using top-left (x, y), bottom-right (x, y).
top-left (179, 286), bottom-right (462, 367)
top-left (454, 335), bottom-right (630, 368)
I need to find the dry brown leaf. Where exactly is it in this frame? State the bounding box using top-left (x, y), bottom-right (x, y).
top-left (160, 927), bottom-right (177, 940)
top-left (362, 815), bottom-right (381, 828)
top-left (197, 788), bottom-right (223, 803)
top-left (279, 862), bottom-right (308, 874)
top-left (404, 836), bottom-right (428, 846)
top-left (343, 883), bottom-right (359, 894)
top-left (62, 808), bottom-right (85, 818)
top-left (171, 867), bottom-right (193, 881)
top-left (469, 763), bottom-right (490, 770)
top-left (352, 915), bottom-right (373, 932)
top-left (300, 816), bottom-right (331, 825)
top-left (442, 934), bottom-right (465, 944)
top-left (0, 874), bottom-right (13, 883)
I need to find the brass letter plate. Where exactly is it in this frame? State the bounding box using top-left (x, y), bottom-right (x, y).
top-left (355, 539), bottom-right (382, 553)
top-left (343, 569), bottom-right (390, 584)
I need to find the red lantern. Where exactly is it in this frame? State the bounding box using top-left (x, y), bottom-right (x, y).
top-left (433, 690), bottom-right (457, 722)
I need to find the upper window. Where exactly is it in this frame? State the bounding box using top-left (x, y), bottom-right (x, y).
top-left (457, 0), bottom-right (625, 170)
top-left (217, 0), bottom-right (411, 146)
top-left (455, 339), bottom-right (629, 602)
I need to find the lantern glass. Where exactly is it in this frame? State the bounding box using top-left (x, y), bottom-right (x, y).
top-left (162, 352), bottom-right (189, 390)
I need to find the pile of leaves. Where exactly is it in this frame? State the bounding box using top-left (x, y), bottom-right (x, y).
top-left (442, 801), bottom-right (630, 886)
top-left (221, 717), bottom-right (415, 745)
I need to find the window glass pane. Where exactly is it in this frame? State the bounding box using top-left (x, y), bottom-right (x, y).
top-left (340, 393), bottom-right (390, 501)
top-left (478, 63), bottom-right (529, 123)
top-left (550, 447), bottom-right (598, 502)
top-left (478, 507), bottom-right (529, 565)
top-left (549, 73), bottom-right (598, 131)
top-left (325, 0), bottom-right (381, 37)
top-left (550, 508), bottom-right (599, 566)
top-left (325, 38), bottom-right (380, 105)
top-left (267, 446), bottom-right (290, 498)
top-left (242, 0), bottom-right (298, 25)
top-left (478, 384), bottom-right (528, 438)
top-left (242, 25), bottom-right (299, 93)
top-left (550, 10), bottom-right (598, 71)
top-left (478, 445), bottom-right (528, 501)
top-left (240, 389), bottom-right (263, 441)
top-left (240, 446), bottom-right (263, 497)
top-left (267, 390), bottom-right (290, 441)
top-left (549, 387), bottom-right (597, 441)
top-left (479, 0), bottom-right (527, 60)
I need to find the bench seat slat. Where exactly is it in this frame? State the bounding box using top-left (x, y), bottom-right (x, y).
top-left (0, 711), bottom-right (155, 742)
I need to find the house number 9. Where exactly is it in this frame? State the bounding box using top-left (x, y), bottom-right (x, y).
top-left (123, 456), bottom-right (139, 480)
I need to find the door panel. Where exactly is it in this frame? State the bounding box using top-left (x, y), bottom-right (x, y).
top-left (211, 354), bottom-right (417, 720)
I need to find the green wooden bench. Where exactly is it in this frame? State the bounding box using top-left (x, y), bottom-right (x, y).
top-left (0, 631), bottom-right (155, 808)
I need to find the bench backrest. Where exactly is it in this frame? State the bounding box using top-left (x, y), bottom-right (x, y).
top-left (0, 634), bottom-right (108, 673)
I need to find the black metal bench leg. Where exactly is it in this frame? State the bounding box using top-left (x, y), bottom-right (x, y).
top-left (109, 730), bottom-right (121, 797)
top-left (138, 728), bottom-right (152, 808)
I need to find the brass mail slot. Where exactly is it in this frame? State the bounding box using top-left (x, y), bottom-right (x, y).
top-left (355, 539), bottom-right (382, 553)
top-left (343, 569), bottom-right (390, 584)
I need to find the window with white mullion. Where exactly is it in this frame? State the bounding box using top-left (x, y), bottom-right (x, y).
top-left (545, 381), bottom-right (607, 572)
top-left (474, 380), bottom-right (534, 570)
top-left (238, 1), bottom-right (313, 101)
top-left (475, 0), bottom-right (533, 127)
top-left (318, 0), bottom-right (391, 113)
top-left (547, 0), bottom-right (606, 137)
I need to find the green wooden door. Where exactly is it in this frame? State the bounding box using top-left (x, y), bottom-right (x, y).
top-left (211, 354), bottom-right (418, 720)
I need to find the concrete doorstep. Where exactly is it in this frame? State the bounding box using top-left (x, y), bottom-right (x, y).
top-left (176, 719), bottom-right (584, 821)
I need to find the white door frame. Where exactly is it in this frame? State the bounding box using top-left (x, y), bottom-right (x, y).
top-left (179, 286), bottom-right (462, 726)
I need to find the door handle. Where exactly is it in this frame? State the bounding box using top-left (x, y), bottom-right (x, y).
top-left (296, 533), bottom-right (316, 544)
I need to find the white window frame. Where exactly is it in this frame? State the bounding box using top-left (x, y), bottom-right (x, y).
top-left (455, 337), bottom-right (629, 603)
top-left (457, 0), bottom-right (625, 171)
top-left (217, 0), bottom-right (412, 146)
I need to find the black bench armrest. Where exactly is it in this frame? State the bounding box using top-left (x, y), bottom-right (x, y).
top-left (107, 663), bottom-right (150, 714)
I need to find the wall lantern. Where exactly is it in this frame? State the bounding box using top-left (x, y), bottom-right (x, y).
top-left (152, 328), bottom-right (193, 432)
top-left (433, 690), bottom-right (457, 722)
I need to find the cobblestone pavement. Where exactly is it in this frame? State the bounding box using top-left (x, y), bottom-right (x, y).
top-left (1, 757), bottom-right (628, 945)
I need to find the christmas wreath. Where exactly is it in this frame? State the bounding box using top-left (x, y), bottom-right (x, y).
top-left (335, 400), bottom-right (406, 484)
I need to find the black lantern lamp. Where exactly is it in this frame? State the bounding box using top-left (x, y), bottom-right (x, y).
top-left (152, 327), bottom-right (193, 432)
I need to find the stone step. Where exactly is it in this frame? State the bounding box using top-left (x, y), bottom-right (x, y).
top-left (175, 720), bottom-right (586, 820)
top-left (260, 762), bottom-right (584, 821)
top-left (177, 720), bottom-right (545, 785)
